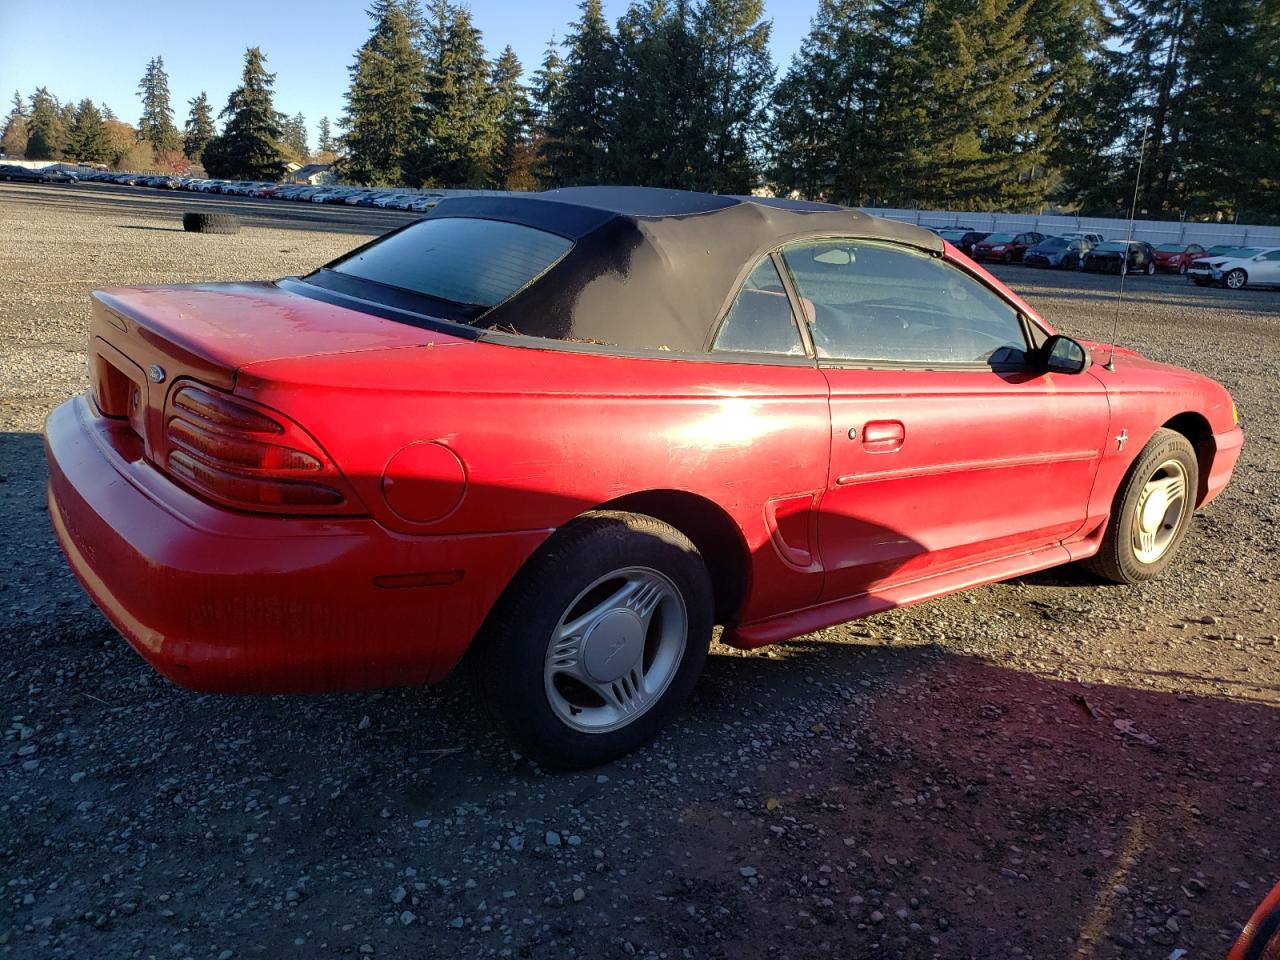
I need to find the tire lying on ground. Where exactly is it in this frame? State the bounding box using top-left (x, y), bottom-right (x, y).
top-left (182, 212), bottom-right (241, 235)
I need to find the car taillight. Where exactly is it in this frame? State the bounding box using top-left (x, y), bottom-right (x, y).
top-left (163, 383), bottom-right (358, 514)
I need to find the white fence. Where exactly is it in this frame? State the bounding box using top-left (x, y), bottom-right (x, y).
top-left (862, 206), bottom-right (1280, 249)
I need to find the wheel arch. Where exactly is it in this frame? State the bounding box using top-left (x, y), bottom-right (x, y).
top-left (596, 489), bottom-right (750, 626)
top-left (1161, 411), bottom-right (1214, 504)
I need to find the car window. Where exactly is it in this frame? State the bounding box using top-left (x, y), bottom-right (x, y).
top-left (326, 216), bottom-right (573, 308)
top-left (780, 239), bottom-right (1029, 366)
top-left (1262, 250), bottom-right (1280, 261)
top-left (712, 258), bottom-right (806, 356)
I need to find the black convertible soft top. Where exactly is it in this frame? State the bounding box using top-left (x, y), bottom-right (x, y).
top-left (414, 186), bottom-right (943, 354)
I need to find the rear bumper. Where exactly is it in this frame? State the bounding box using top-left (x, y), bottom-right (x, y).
top-left (45, 396), bottom-right (547, 694)
top-left (1203, 425), bottom-right (1244, 507)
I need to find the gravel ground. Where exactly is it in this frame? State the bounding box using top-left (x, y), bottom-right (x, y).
top-left (1, 182), bottom-right (1277, 960)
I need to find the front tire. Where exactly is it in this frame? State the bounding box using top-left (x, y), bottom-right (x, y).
top-left (1225, 268), bottom-right (1247, 290)
top-left (1002, 252), bottom-right (1013, 264)
top-left (474, 511), bottom-right (714, 768)
top-left (1082, 429), bottom-right (1198, 584)
top-left (1145, 261), bottom-right (1156, 275)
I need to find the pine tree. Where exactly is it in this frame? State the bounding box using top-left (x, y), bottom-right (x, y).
top-left (137, 56), bottom-right (180, 152)
top-left (1, 90), bottom-right (28, 159)
top-left (530, 36), bottom-right (565, 137)
top-left (340, 0), bottom-right (426, 185)
top-left (542, 0), bottom-right (616, 186)
top-left (183, 93), bottom-right (215, 161)
top-left (1023, 0), bottom-right (1106, 181)
top-left (689, 0), bottom-right (774, 193)
top-left (894, 0), bottom-right (1056, 209)
top-left (1178, 0), bottom-right (1280, 219)
top-left (25, 87), bottom-right (64, 160)
top-left (317, 115), bottom-right (335, 153)
top-left (65, 99), bottom-right (111, 163)
top-left (607, 1), bottom-right (696, 187)
top-left (770, 0), bottom-right (907, 204)
top-left (283, 112), bottom-right (310, 160)
top-left (408, 2), bottom-right (499, 187)
top-left (202, 47), bottom-right (288, 180)
top-left (488, 46), bottom-right (532, 188)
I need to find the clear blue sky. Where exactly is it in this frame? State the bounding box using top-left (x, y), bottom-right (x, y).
top-left (0, 1), bottom-right (817, 148)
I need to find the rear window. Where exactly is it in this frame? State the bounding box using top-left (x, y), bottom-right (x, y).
top-left (328, 217), bottom-right (573, 308)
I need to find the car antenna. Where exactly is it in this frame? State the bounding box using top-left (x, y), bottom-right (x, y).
top-left (1104, 120), bottom-right (1152, 372)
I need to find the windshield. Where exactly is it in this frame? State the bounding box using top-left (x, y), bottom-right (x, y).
top-left (1095, 242), bottom-right (1130, 252)
top-left (984, 233), bottom-right (1014, 243)
top-left (1207, 246), bottom-right (1239, 255)
top-left (938, 230), bottom-right (968, 240)
top-left (1156, 244), bottom-right (1185, 252)
top-left (320, 217), bottom-right (573, 310)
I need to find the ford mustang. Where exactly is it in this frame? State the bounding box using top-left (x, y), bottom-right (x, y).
top-left (44, 187), bottom-right (1244, 767)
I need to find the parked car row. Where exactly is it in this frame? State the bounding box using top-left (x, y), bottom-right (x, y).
top-left (65, 169), bottom-right (445, 211)
top-left (927, 225), bottom-right (1266, 283)
top-left (0, 163), bottom-right (81, 183)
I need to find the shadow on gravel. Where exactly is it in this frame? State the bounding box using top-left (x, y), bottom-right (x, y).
top-left (5, 420), bottom-right (1277, 959)
top-left (116, 224), bottom-right (185, 233)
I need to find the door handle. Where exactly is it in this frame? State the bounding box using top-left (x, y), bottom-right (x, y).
top-left (858, 420), bottom-right (906, 453)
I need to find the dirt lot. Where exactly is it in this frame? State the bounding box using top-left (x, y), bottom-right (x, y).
top-left (1, 181), bottom-right (1277, 960)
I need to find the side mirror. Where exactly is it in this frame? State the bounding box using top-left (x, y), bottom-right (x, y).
top-left (1038, 334), bottom-right (1090, 374)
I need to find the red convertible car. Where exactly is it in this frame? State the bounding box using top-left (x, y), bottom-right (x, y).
top-left (45, 187), bottom-right (1243, 767)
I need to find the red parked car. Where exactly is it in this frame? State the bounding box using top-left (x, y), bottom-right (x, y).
top-left (972, 231), bottom-right (1045, 264)
top-left (1153, 242), bottom-right (1206, 274)
top-left (44, 188), bottom-right (1244, 767)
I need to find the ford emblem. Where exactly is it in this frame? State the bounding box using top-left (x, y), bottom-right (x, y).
top-left (148, 364), bottom-right (167, 384)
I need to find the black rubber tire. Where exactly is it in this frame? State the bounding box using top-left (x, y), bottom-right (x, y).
top-left (472, 511), bottom-right (714, 769)
top-left (182, 212), bottom-right (241, 235)
top-left (1178, 262), bottom-right (1187, 275)
top-left (1002, 252), bottom-right (1013, 264)
top-left (1225, 268), bottom-right (1247, 290)
top-left (1145, 261), bottom-right (1155, 275)
top-left (1081, 428), bottom-right (1198, 584)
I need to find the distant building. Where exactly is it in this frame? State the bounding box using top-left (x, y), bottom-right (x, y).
top-left (287, 163), bottom-right (334, 185)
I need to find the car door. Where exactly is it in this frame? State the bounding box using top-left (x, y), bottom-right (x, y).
top-left (706, 254), bottom-right (832, 616)
top-left (777, 238), bottom-right (1112, 602)
top-left (1249, 249), bottom-right (1280, 284)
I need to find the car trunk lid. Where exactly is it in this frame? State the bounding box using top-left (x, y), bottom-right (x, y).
top-left (87, 281), bottom-right (466, 464)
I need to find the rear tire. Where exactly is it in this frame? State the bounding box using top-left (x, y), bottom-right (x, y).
top-left (473, 511), bottom-right (714, 769)
top-left (1081, 429), bottom-right (1198, 584)
top-left (182, 212), bottom-right (241, 235)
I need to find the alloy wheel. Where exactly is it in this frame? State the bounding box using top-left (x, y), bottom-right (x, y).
top-left (543, 566), bottom-right (688, 734)
top-left (1130, 459), bottom-right (1189, 564)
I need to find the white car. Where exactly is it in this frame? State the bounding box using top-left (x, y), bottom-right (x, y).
top-left (1187, 246), bottom-right (1280, 290)
top-left (1060, 231), bottom-right (1104, 244)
